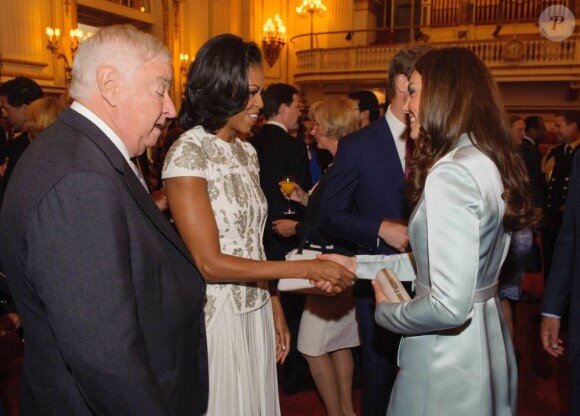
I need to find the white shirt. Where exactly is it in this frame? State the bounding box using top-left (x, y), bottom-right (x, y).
top-left (70, 101), bottom-right (147, 190)
top-left (385, 105), bottom-right (407, 171)
top-left (523, 135), bottom-right (535, 147)
top-left (265, 120), bottom-right (288, 132)
top-left (71, 101), bottom-right (132, 163)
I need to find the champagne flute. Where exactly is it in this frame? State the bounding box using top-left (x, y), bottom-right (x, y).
top-left (281, 175), bottom-right (296, 215)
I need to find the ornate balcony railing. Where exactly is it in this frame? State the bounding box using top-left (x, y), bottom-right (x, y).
top-left (293, 36), bottom-right (580, 83)
top-left (430, 0), bottom-right (573, 25)
top-left (101, 0), bottom-right (150, 12)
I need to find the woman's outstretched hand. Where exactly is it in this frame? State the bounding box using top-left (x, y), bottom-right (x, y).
top-left (317, 253), bottom-right (357, 273)
top-left (305, 258), bottom-right (356, 294)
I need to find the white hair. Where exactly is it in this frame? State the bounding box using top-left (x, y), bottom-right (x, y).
top-left (69, 25), bottom-right (171, 101)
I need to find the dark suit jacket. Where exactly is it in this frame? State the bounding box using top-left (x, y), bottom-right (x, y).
top-left (542, 152), bottom-right (580, 363)
top-left (319, 116), bottom-right (408, 255)
top-left (295, 164), bottom-right (355, 254)
top-left (0, 132), bottom-right (30, 205)
top-left (543, 142), bottom-right (579, 231)
top-left (250, 123), bottom-right (312, 260)
top-left (521, 141), bottom-right (546, 210)
top-left (0, 274), bottom-right (16, 315)
top-left (0, 108), bottom-right (208, 415)
top-left (0, 132), bottom-right (30, 183)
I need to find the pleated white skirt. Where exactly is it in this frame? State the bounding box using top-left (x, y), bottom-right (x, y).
top-left (204, 297), bottom-right (280, 416)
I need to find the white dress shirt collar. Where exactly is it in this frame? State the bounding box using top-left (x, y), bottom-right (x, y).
top-left (70, 101), bottom-right (132, 164)
top-left (265, 120), bottom-right (288, 133)
top-left (523, 136), bottom-right (535, 147)
top-left (385, 105), bottom-right (407, 172)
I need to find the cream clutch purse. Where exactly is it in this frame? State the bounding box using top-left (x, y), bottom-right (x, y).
top-left (375, 268), bottom-right (411, 302)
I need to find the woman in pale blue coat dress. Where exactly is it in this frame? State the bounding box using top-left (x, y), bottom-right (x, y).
top-left (329, 48), bottom-right (541, 415)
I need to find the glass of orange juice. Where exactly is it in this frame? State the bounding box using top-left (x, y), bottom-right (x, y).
top-left (281, 175), bottom-right (296, 215)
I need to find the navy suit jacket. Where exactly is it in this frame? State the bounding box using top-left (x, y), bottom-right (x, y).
top-left (542, 152), bottom-right (580, 363)
top-left (0, 108), bottom-right (208, 415)
top-left (319, 116), bottom-right (408, 256)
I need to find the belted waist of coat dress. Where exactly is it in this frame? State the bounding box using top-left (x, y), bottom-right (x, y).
top-left (415, 281), bottom-right (498, 303)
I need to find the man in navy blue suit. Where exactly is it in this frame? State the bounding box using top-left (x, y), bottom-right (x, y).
top-left (541, 149), bottom-right (580, 416)
top-left (320, 45), bottom-right (430, 415)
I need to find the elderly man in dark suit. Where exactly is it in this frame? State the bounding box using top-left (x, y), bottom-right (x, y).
top-left (319, 45), bottom-right (430, 415)
top-left (0, 25), bottom-right (207, 416)
top-left (541, 150), bottom-right (580, 416)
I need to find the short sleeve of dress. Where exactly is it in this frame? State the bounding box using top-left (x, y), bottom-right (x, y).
top-left (162, 131), bottom-right (209, 181)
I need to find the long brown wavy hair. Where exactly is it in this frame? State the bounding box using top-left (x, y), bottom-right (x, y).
top-left (406, 47), bottom-right (540, 231)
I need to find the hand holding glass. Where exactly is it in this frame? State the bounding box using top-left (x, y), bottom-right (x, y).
top-left (280, 175), bottom-right (296, 215)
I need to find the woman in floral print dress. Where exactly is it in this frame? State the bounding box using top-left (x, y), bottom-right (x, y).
top-left (162, 34), bottom-right (354, 415)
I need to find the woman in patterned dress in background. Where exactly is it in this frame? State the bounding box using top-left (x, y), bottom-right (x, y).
top-left (161, 34), bottom-right (354, 415)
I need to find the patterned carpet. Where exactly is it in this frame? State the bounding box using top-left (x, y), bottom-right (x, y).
top-left (280, 272), bottom-right (571, 415)
top-left (0, 273), bottom-right (570, 415)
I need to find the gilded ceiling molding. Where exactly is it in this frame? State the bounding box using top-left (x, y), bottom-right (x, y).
top-left (173, 0), bottom-right (182, 39)
top-left (0, 58), bottom-right (48, 68)
top-left (0, 70), bottom-right (54, 81)
top-left (162, 0), bottom-right (169, 44)
top-left (161, 1), bottom-right (184, 46)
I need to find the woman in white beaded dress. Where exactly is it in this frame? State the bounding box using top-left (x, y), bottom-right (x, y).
top-left (161, 34), bottom-right (354, 416)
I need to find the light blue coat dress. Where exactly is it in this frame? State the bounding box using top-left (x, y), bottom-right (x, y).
top-left (359, 134), bottom-right (517, 416)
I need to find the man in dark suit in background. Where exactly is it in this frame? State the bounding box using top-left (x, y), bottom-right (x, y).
top-left (348, 90), bottom-right (380, 128)
top-left (521, 116), bottom-right (546, 274)
top-left (541, 150), bottom-right (580, 416)
top-left (524, 115), bottom-right (546, 149)
top-left (320, 46), bottom-right (430, 415)
top-left (523, 116), bottom-right (546, 209)
top-left (0, 76), bottom-right (43, 204)
top-left (0, 25), bottom-right (208, 415)
top-left (0, 74), bottom-right (43, 416)
top-left (0, 271), bottom-right (22, 416)
top-left (250, 83), bottom-right (312, 394)
top-left (0, 111), bottom-right (12, 144)
top-left (541, 110), bottom-right (580, 282)
top-left (250, 83), bottom-right (312, 261)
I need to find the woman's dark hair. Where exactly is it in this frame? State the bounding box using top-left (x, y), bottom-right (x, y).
top-left (180, 34), bottom-right (262, 133)
top-left (407, 47), bottom-right (540, 232)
